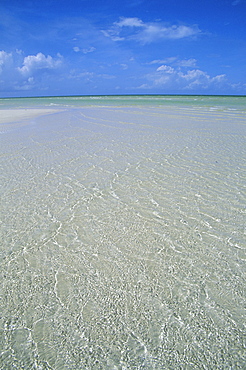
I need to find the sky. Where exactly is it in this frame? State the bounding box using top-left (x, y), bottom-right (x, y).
top-left (0, 0), bottom-right (246, 97)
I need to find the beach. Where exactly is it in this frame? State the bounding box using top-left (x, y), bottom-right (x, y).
top-left (0, 96), bottom-right (245, 369)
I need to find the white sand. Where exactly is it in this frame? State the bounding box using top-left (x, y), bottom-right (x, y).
top-left (0, 108), bottom-right (60, 124)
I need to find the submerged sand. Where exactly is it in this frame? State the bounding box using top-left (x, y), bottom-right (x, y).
top-left (1, 103), bottom-right (245, 369)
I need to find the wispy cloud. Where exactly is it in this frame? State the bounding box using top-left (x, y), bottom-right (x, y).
top-left (136, 24), bottom-right (200, 43)
top-left (101, 30), bottom-right (124, 42)
top-left (0, 50), bottom-right (19, 91)
top-left (73, 46), bottom-right (96, 54)
top-left (177, 58), bottom-right (197, 67)
top-left (103, 17), bottom-right (201, 44)
top-left (0, 51), bottom-right (13, 74)
top-left (82, 46), bottom-right (96, 54)
top-left (149, 57), bottom-right (197, 68)
top-left (120, 63), bottom-right (128, 70)
top-left (149, 57), bottom-right (178, 65)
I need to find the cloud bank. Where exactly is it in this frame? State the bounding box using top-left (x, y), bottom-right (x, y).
top-left (0, 49), bottom-right (243, 95)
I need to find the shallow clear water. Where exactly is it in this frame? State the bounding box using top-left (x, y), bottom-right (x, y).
top-left (0, 96), bottom-right (245, 369)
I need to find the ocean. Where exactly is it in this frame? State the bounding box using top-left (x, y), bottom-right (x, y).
top-left (0, 95), bottom-right (245, 369)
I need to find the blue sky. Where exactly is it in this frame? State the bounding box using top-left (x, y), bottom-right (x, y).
top-left (0, 0), bottom-right (245, 97)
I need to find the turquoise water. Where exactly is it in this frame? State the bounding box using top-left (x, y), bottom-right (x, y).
top-left (1, 94), bottom-right (246, 111)
top-left (0, 96), bottom-right (245, 369)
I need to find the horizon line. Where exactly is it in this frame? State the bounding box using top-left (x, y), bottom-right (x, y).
top-left (1, 93), bottom-right (246, 100)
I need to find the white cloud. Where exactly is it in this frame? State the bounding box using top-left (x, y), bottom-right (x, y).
top-left (82, 47), bottom-right (96, 54)
top-left (68, 70), bottom-right (115, 82)
top-left (120, 63), bottom-right (128, 70)
top-left (136, 24), bottom-right (199, 43)
top-left (18, 53), bottom-right (62, 76)
top-left (149, 58), bottom-right (197, 68)
top-left (15, 49), bottom-right (24, 55)
top-left (14, 77), bottom-right (35, 91)
top-left (73, 46), bottom-right (95, 53)
top-left (68, 70), bottom-right (95, 80)
top-left (115, 17), bottom-right (144, 28)
top-left (103, 17), bottom-right (201, 44)
top-left (177, 69), bottom-right (226, 89)
top-left (179, 69), bottom-right (206, 81)
top-left (0, 51), bottom-right (13, 74)
top-left (156, 65), bottom-right (175, 73)
top-left (141, 63), bottom-right (227, 91)
top-left (212, 74), bottom-right (227, 82)
top-left (0, 50), bottom-right (64, 93)
top-left (177, 58), bottom-right (197, 67)
top-left (101, 30), bottom-right (124, 41)
top-left (149, 57), bottom-right (178, 65)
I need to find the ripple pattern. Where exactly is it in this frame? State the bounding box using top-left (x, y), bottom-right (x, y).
top-left (0, 105), bottom-right (245, 369)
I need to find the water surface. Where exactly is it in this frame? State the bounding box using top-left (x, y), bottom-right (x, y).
top-left (0, 96), bottom-right (245, 369)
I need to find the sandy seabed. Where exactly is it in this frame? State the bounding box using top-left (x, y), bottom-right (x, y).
top-left (0, 104), bottom-right (245, 369)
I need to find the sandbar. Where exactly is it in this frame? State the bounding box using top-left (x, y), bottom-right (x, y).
top-left (0, 108), bottom-right (60, 124)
